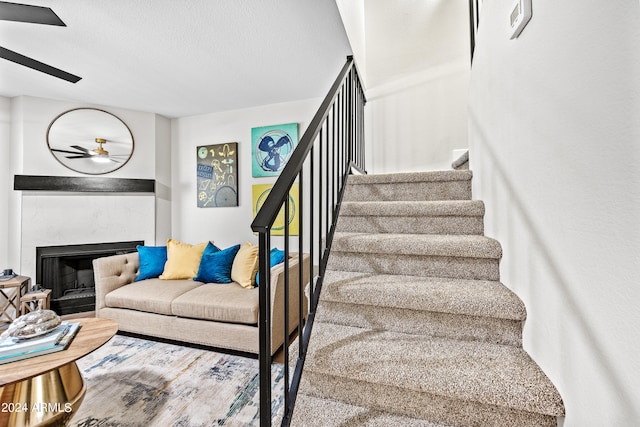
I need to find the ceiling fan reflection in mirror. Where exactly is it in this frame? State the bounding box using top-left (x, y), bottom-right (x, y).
top-left (47, 108), bottom-right (135, 175)
top-left (51, 138), bottom-right (126, 164)
top-left (0, 1), bottom-right (81, 82)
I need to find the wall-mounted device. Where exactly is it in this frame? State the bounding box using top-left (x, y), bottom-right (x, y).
top-left (509, 0), bottom-right (532, 39)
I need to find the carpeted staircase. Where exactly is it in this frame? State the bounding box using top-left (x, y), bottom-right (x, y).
top-left (290, 170), bottom-right (565, 426)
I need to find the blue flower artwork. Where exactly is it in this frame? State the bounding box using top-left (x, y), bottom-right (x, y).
top-left (251, 123), bottom-right (298, 177)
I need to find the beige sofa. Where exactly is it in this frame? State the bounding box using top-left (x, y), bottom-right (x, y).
top-left (92, 252), bottom-right (309, 355)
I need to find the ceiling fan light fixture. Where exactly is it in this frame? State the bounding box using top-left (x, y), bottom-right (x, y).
top-left (91, 138), bottom-right (110, 162)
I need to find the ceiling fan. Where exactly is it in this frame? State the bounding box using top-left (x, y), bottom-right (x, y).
top-left (51, 138), bottom-right (124, 163)
top-left (0, 1), bottom-right (81, 83)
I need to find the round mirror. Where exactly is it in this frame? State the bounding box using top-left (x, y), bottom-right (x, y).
top-left (47, 108), bottom-right (134, 175)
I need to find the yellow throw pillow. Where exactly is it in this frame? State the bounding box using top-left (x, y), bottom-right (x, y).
top-left (231, 241), bottom-right (259, 288)
top-left (159, 239), bottom-right (208, 280)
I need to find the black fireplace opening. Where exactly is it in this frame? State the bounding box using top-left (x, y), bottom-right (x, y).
top-left (36, 241), bottom-right (143, 315)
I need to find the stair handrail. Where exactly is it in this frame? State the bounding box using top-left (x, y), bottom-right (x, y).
top-left (251, 55), bottom-right (366, 426)
top-left (252, 57), bottom-right (359, 233)
top-left (469, 0), bottom-right (480, 62)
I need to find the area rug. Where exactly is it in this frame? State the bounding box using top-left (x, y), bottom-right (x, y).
top-left (68, 335), bottom-right (284, 427)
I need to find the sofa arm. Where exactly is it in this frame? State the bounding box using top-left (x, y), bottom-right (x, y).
top-left (269, 252), bottom-right (310, 353)
top-left (93, 252), bottom-right (140, 312)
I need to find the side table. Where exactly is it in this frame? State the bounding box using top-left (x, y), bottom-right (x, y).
top-left (21, 289), bottom-right (52, 315)
top-left (0, 275), bottom-right (30, 323)
top-left (0, 318), bottom-right (118, 427)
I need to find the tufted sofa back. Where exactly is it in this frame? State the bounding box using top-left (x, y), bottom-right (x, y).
top-left (93, 252), bottom-right (139, 311)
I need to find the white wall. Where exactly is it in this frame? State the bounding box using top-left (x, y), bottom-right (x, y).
top-left (0, 96), bottom-right (10, 269)
top-left (335, 0), bottom-right (367, 83)
top-left (6, 96), bottom-right (171, 278)
top-left (7, 98), bottom-right (24, 272)
top-left (366, 61), bottom-right (469, 173)
top-left (13, 96), bottom-right (156, 179)
top-left (469, 1), bottom-right (640, 425)
top-left (361, 0), bottom-right (468, 89)
top-left (155, 115), bottom-right (172, 245)
top-left (20, 193), bottom-right (156, 281)
top-left (336, 0), bottom-right (471, 173)
top-left (170, 98), bottom-right (320, 249)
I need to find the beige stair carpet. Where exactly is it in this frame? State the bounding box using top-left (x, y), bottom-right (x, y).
top-left (291, 170), bottom-right (564, 426)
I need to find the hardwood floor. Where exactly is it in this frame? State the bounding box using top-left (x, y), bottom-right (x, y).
top-left (61, 311), bottom-right (96, 320)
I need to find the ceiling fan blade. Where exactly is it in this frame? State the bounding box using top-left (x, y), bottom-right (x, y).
top-left (65, 155), bottom-right (91, 159)
top-left (0, 46), bottom-right (81, 83)
top-left (0, 1), bottom-right (65, 25)
top-left (51, 148), bottom-right (84, 155)
top-left (70, 145), bottom-right (90, 153)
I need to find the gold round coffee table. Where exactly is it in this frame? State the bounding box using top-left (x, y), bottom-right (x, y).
top-left (0, 317), bottom-right (118, 427)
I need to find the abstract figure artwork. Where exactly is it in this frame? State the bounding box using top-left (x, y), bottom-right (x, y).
top-left (251, 123), bottom-right (298, 177)
top-left (252, 183), bottom-right (299, 236)
top-left (197, 143), bottom-right (238, 207)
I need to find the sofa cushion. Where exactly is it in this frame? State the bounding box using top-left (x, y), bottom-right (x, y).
top-left (255, 247), bottom-right (286, 285)
top-left (135, 245), bottom-right (167, 281)
top-left (159, 239), bottom-right (208, 280)
top-left (194, 243), bottom-right (240, 284)
top-left (171, 283), bottom-right (259, 324)
top-left (231, 241), bottom-right (259, 288)
top-left (105, 279), bottom-right (203, 315)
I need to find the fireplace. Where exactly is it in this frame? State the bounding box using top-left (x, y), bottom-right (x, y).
top-left (36, 241), bottom-right (142, 315)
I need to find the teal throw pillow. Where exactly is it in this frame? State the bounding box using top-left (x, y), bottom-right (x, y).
top-left (255, 248), bottom-right (286, 286)
top-left (135, 245), bottom-right (167, 281)
top-left (194, 243), bottom-right (240, 284)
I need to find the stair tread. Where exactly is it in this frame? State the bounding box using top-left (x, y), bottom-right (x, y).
top-left (321, 270), bottom-right (526, 320)
top-left (292, 394), bottom-right (451, 427)
top-left (302, 322), bottom-right (565, 417)
top-left (340, 200), bottom-right (485, 217)
top-left (332, 232), bottom-right (502, 259)
top-left (348, 170), bottom-right (472, 185)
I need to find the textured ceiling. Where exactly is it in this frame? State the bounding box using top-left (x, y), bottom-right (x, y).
top-left (0, 0), bottom-right (352, 118)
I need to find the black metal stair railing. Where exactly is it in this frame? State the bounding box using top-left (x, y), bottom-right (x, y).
top-left (251, 55), bottom-right (366, 426)
top-left (469, 0), bottom-right (480, 62)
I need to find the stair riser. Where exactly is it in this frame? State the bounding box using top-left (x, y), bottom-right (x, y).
top-left (343, 181), bottom-right (471, 202)
top-left (336, 216), bottom-right (484, 235)
top-left (327, 252), bottom-right (500, 281)
top-left (299, 375), bottom-right (557, 427)
top-left (292, 168), bottom-right (565, 425)
top-left (292, 394), bottom-right (451, 427)
top-left (315, 301), bottom-right (523, 347)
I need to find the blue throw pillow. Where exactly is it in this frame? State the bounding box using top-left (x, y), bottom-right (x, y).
top-left (194, 243), bottom-right (240, 283)
top-left (255, 248), bottom-right (286, 286)
top-left (135, 245), bottom-right (168, 281)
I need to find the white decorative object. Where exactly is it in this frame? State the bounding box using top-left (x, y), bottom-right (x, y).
top-left (2, 309), bottom-right (61, 339)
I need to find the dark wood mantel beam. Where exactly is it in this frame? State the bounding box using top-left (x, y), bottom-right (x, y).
top-left (14, 175), bottom-right (155, 193)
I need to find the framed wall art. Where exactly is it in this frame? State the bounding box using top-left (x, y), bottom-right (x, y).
top-left (252, 183), bottom-right (299, 235)
top-left (251, 123), bottom-right (298, 177)
top-left (197, 142), bottom-right (238, 207)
